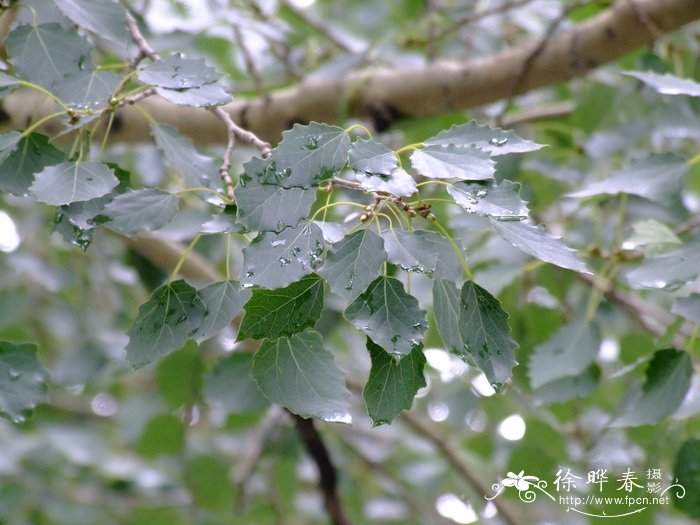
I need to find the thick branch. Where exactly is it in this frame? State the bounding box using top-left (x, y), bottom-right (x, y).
top-left (2, 0), bottom-right (697, 144)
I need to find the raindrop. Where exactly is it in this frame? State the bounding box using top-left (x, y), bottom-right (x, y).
top-left (302, 136), bottom-right (321, 150)
top-left (8, 369), bottom-right (21, 381)
top-left (175, 314), bottom-right (187, 324)
top-left (54, 211), bottom-right (64, 224)
top-left (270, 239), bottom-right (287, 248)
top-left (245, 271), bottom-right (255, 278)
top-left (390, 334), bottom-right (399, 344)
top-left (488, 137), bottom-right (508, 147)
top-left (344, 273), bottom-right (355, 290)
top-left (409, 338), bottom-right (419, 347)
top-left (291, 246), bottom-right (301, 256)
top-left (279, 257), bottom-right (291, 267)
top-left (12, 414), bottom-right (26, 424)
top-left (276, 219), bottom-right (287, 231)
top-left (412, 323), bottom-right (423, 330)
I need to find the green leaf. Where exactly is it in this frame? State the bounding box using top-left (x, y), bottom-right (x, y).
top-left (432, 279), bottom-right (518, 387)
top-left (424, 120), bottom-right (545, 155)
top-left (674, 439), bottom-right (700, 518)
top-left (490, 219), bottom-right (591, 274)
top-left (238, 274), bottom-right (324, 341)
top-left (30, 161), bottom-right (118, 205)
top-left (155, 82), bottom-right (233, 107)
top-left (0, 131), bottom-right (22, 164)
top-left (252, 330), bottom-right (351, 422)
top-left (447, 180), bottom-right (529, 221)
top-left (355, 167), bottom-right (417, 197)
top-left (185, 455), bottom-right (235, 511)
top-left (0, 133), bottom-right (64, 196)
top-left (157, 344), bottom-right (202, 408)
top-left (235, 162), bottom-right (318, 232)
top-left (410, 144), bottom-right (494, 180)
top-left (626, 70), bottom-right (700, 97)
top-left (363, 338), bottom-right (426, 426)
top-left (270, 123), bottom-right (351, 188)
top-left (382, 229), bottom-right (463, 281)
top-left (138, 53), bottom-right (223, 89)
top-left (205, 353), bottom-right (269, 414)
top-left (241, 222), bottom-right (325, 289)
top-left (626, 237), bottom-right (700, 290)
top-left (137, 413), bottom-right (185, 458)
top-left (349, 138), bottom-right (397, 174)
top-left (623, 219), bottom-right (682, 256)
top-left (52, 70), bottom-right (121, 108)
top-left (126, 280), bottom-right (207, 368)
top-left (528, 321), bottom-right (601, 389)
top-left (151, 123), bottom-right (218, 188)
top-left (672, 294), bottom-right (700, 325)
top-left (613, 349), bottom-right (692, 427)
top-left (567, 154), bottom-right (687, 204)
top-left (345, 276), bottom-right (427, 358)
top-left (0, 72), bottom-right (19, 88)
top-left (318, 229), bottom-right (387, 302)
top-left (53, 0), bottom-right (129, 51)
top-left (532, 365), bottom-right (600, 406)
top-left (5, 23), bottom-right (93, 89)
top-left (194, 280), bottom-right (250, 343)
top-left (100, 189), bottom-right (178, 236)
top-left (0, 342), bottom-right (48, 424)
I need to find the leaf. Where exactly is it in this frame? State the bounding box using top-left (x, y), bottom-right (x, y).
top-left (194, 280), bottom-right (251, 343)
top-left (318, 229), bottom-right (387, 302)
top-left (363, 338), bottom-right (426, 426)
top-left (622, 219), bottom-right (682, 255)
top-left (532, 365), bottom-right (600, 406)
top-left (349, 138), bottom-right (397, 174)
top-left (151, 123), bottom-right (218, 187)
top-left (235, 163), bottom-right (318, 232)
top-left (270, 123), bottom-right (351, 188)
top-left (442, 280), bottom-right (517, 387)
top-left (432, 279), bottom-right (468, 360)
top-left (205, 353), bottom-right (269, 414)
top-left (186, 455), bottom-right (235, 511)
top-left (345, 276), bottom-right (427, 358)
top-left (239, 274), bottom-right (324, 341)
top-left (626, 71), bottom-right (700, 97)
top-left (490, 219), bottom-right (591, 274)
top-left (674, 439), bottom-right (700, 518)
top-left (0, 342), bottom-right (48, 424)
top-left (447, 180), bottom-right (529, 221)
top-left (0, 134), bottom-right (64, 196)
top-left (626, 237), bottom-right (700, 290)
top-left (354, 168), bottom-right (417, 197)
top-left (138, 53), bottom-right (223, 89)
top-left (52, 70), bottom-right (121, 108)
top-left (200, 205), bottom-right (242, 234)
top-left (53, 0), bottom-right (129, 51)
top-left (0, 71), bottom-right (19, 88)
top-left (528, 321), bottom-right (601, 389)
top-left (154, 83), bottom-right (233, 107)
top-left (252, 330), bottom-right (351, 422)
top-left (100, 188), bottom-right (178, 236)
top-left (126, 280), bottom-right (207, 369)
top-left (613, 349), bottom-right (692, 427)
top-left (5, 23), bottom-right (93, 89)
top-left (381, 229), bottom-right (463, 281)
top-left (425, 120), bottom-right (545, 155)
top-left (410, 144), bottom-right (494, 180)
top-left (672, 294), bottom-right (700, 325)
top-left (0, 131), bottom-right (22, 164)
top-left (567, 154), bottom-right (687, 205)
top-left (137, 413), bottom-right (184, 458)
top-left (241, 222), bottom-right (325, 289)
top-left (30, 161), bottom-right (118, 205)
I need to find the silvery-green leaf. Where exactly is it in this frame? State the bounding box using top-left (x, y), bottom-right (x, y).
top-left (241, 222), bottom-right (325, 289)
top-left (30, 161), bottom-right (118, 205)
top-left (349, 138), bottom-right (397, 175)
top-left (622, 219), bottom-right (682, 255)
top-left (0, 72), bottom-right (19, 88)
top-left (382, 229), bottom-right (463, 281)
top-left (567, 154), bottom-right (687, 205)
top-left (0, 342), bottom-right (48, 424)
top-left (0, 133), bottom-right (64, 196)
top-left (318, 229), bottom-right (387, 302)
top-left (448, 180), bottom-right (529, 221)
top-left (532, 366), bottom-right (600, 406)
top-left (0, 131), bottom-right (22, 164)
top-left (200, 205), bottom-right (242, 234)
top-left (626, 238), bottom-right (700, 290)
top-left (354, 168), bottom-right (417, 197)
top-left (101, 189), bottom-right (178, 236)
top-left (52, 70), bottom-right (120, 109)
top-left (252, 330), bottom-right (351, 423)
top-left (194, 281), bottom-right (250, 343)
top-left (490, 219), bottom-right (591, 274)
top-left (155, 83), bottom-right (233, 107)
top-left (205, 353), bottom-right (269, 414)
top-left (425, 120), bottom-right (545, 155)
top-left (5, 23), bottom-right (93, 89)
top-left (672, 294), bottom-right (700, 325)
top-left (53, 0), bottom-right (129, 51)
top-left (344, 276), bottom-right (427, 358)
top-left (625, 71), bottom-right (700, 97)
top-left (151, 123), bottom-right (218, 187)
top-left (410, 144), bottom-right (494, 180)
top-left (138, 54), bottom-right (222, 89)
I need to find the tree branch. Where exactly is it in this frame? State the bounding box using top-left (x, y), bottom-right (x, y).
top-left (3, 0), bottom-right (697, 144)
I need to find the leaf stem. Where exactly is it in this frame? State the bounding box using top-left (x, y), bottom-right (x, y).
top-left (688, 152), bottom-right (700, 167)
top-left (18, 80), bottom-right (68, 110)
top-left (309, 201), bottom-right (366, 222)
top-left (395, 143), bottom-right (424, 156)
top-left (168, 233), bottom-right (203, 284)
top-left (175, 187), bottom-right (230, 202)
top-left (344, 123), bottom-right (373, 139)
top-left (415, 180), bottom-right (451, 189)
top-left (429, 217), bottom-right (473, 280)
top-left (20, 110), bottom-right (67, 138)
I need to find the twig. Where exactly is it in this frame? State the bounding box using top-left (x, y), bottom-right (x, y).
top-left (399, 411), bottom-right (522, 525)
top-left (280, 0), bottom-right (356, 54)
top-left (232, 23), bottom-right (268, 100)
top-left (432, 0), bottom-right (535, 42)
top-left (499, 100), bottom-right (575, 127)
top-left (289, 412), bottom-right (352, 525)
top-left (125, 8), bottom-right (271, 200)
top-left (495, 0), bottom-right (587, 127)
